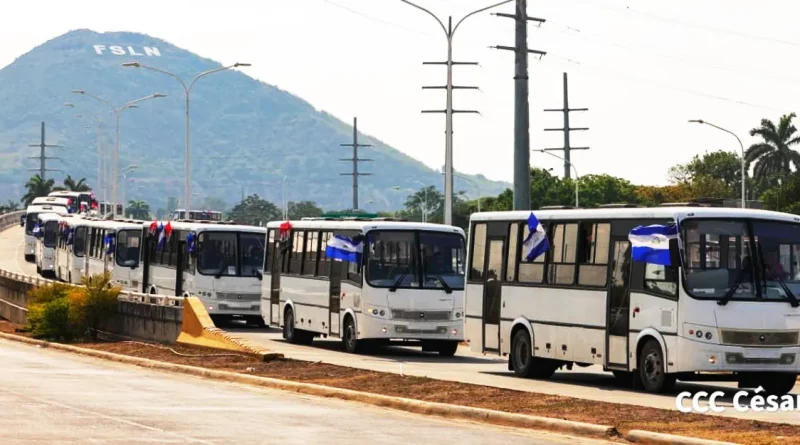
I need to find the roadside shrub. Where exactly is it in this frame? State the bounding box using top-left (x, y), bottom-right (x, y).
top-left (25, 273), bottom-right (121, 342)
top-left (69, 272), bottom-right (121, 340)
top-left (26, 282), bottom-right (79, 341)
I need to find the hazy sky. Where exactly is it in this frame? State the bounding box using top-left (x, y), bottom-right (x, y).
top-left (1, 0), bottom-right (799, 186)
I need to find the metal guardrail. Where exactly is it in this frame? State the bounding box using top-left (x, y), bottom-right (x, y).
top-left (0, 210), bottom-right (183, 309)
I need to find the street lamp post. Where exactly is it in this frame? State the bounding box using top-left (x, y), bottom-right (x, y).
top-left (448, 172), bottom-right (482, 212)
top-left (688, 119), bottom-right (746, 208)
top-left (121, 164), bottom-right (138, 213)
top-left (123, 61), bottom-right (251, 213)
top-left (71, 90), bottom-right (166, 217)
top-left (64, 103), bottom-right (106, 202)
top-left (400, 0), bottom-right (512, 225)
top-left (534, 149), bottom-right (579, 207)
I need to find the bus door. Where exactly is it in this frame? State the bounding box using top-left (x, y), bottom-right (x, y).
top-left (269, 239), bottom-right (282, 326)
top-left (328, 260), bottom-right (343, 336)
top-left (606, 235), bottom-right (632, 369)
top-left (482, 235), bottom-right (505, 354)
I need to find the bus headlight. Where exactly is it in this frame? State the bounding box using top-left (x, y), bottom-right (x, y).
top-left (454, 311), bottom-right (462, 319)
top-left (683, 323), bottom-right (719, 344)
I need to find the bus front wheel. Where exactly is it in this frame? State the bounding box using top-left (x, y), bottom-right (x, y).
top-left (342, 316), bottom-right (361, 354)
top-left (637, 339), bottom-right (675, 393)
top-left (284, 308), bottom-right (312, 345)
top-left (511, 329), bottom-right (556, 379)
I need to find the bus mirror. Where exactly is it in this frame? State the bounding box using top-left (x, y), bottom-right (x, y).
top-left (669, 238), bottom-right (680, 267)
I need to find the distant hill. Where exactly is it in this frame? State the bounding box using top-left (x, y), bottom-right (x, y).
top-left (0, 29), bottom-right (509, 211)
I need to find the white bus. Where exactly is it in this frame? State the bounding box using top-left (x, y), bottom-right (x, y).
top-left (34, 213), bottom-right (62, 277)
top-left (171, 209), bottom-right (224, 222)
top-left (22, 204), bottom-right (68, 262)
top-left (31, 196), bottom-right (71, 211)
top-left (112, 220), bottom-right (266, 326)
top-left (48, 191), bottom-right (95, 214)
top-left (262, 219), bottom-right (466, 356)
top-left (54, 215), bottom-right (85, 283)
top-left (465, 206), bottom-right (800, 395)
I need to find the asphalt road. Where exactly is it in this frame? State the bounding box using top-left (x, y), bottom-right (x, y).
top-left (0, 338), bottom-right (615, 445)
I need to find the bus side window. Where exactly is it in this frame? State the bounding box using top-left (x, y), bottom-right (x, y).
top-left (505, 223), bottom-right (519, 282)
top-left (518, 222), bottom-right (547, 283)
top-left (578, 222), bottom-right (610, 287)
top-left (548, 223), bottom-right (578, 285)
top-left (304, 231), bottom-right (318, 275)
top-left (265, 229), bottom-right (275, 272)
top-left (318, 232), bottom-right (332, 276)
top-left (469, 223), bottom-right (487, 280)
top-left (289, 231), bottom-right (304, 275)
top-left (644, 263), bottom-right (677, 298)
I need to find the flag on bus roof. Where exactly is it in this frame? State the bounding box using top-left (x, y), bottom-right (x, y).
top-left (326, 234), bottom-right (363, 262)
top-left (522, 212), bottom-right (549, 262)
top-left (629, 223), bottom-right (677, 266)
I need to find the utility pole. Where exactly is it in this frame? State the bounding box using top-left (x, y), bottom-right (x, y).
top-left (27, 122), bottom-right (62, 179)
top-left (493, 0), bottom-right (546, 210)
top-left (544, 72), bottom-right (589, 179)
top-left (339, 117), bottom-right (372, 211)
top-left (401, 0), bottom-right (511, 225)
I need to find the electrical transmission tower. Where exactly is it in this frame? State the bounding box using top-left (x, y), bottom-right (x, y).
top-left (492, 0), bottom-right (546, 210)
top-left (339, 117), bottom-right (372, 211)
top-left (544, 72), bottom-right (589, 179)
top-left (27, 122), bottom-right (62, 179)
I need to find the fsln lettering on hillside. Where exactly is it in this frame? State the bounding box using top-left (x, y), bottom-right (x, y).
top-left (93, 45), bottom-right (161, 57)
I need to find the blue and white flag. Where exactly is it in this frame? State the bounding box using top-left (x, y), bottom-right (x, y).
top-left (104, 233), bottom-right (115, 255)
top-left (326, 235), bottom-right (363, 262)
top-left (522, 212), bottom-right (549, 262)
top-left (629, 223), bottom-right (677, 266)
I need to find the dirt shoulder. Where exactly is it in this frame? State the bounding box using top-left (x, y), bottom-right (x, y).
top-left (1, 320), bottom-right (797, 444)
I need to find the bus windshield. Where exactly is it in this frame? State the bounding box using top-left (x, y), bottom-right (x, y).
top-left (366, 230), bottom-right (466, 290)
top-left (682, 218), bottom-right (800, 303)
top-left (116, 230), bottom-right (142, 267)
top-left (43, 221), bottom-right (57, 248)
top-left (25, 213), bottom-right (39, 235)
top-left (197, 231), bottom-right (264, 277)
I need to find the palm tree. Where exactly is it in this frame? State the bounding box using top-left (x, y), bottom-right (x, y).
top-left (21, 175), bottom-right (63, 206)
top-left (125, 200), bottom-right (151, 220)
top-left (745, 113), bottom-right (800, 188)
top-left (63, 175), bottom-right (91, 192)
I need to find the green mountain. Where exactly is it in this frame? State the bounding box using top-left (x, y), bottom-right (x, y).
top-left (0, 29), bottom-right (509, 211)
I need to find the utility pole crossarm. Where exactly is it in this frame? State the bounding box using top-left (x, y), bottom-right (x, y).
top-left (491, 45), bottom-right (547, 56)
top-left (542, 72), bottom-right (589, 179)
top-left (493, 12), bottom-right (545, 22)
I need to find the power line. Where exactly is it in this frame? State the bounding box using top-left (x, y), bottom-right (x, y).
top-left (564, 0), bottom-right (800, 48)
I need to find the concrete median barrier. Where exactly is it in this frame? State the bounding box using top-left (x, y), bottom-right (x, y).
top-left (176, 296), bottom-right (281, 360)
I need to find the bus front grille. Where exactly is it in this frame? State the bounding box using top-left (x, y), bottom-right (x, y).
top-left (391, 310), bottom-right (451, 321)
top-left (215, 292), bottom-right (261, 302)
top-left (719, 330), bottom-right (799, 347)
top-left (395, 325), bottom-right (448, 335)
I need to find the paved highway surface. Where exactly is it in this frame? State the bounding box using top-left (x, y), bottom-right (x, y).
top-left (0, 339), bottom-right (616, 445)
top-left (0, 225), bottom-right (37, 276)
top-left (1, 224), bottom-right (797, 427)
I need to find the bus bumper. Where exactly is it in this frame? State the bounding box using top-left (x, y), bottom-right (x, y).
top-left (357, 317), bottom-right (464, 342)
top-left (204, 302), bottom-right (261, 317)
top-left (676, 336), bottom-right (800, 373)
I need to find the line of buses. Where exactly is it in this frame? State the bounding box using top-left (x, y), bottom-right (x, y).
top-left (19, 196), bottom-right (800, 396)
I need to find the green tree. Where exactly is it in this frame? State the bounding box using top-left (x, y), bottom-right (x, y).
top-left (228, 194), bottom-right (280, 226)
top-left (22, 175), bottom-right (63, 206)
top-left (575, 174), bottom-right (638, 207)
top-left (759, 171), bottom-right (800, 214)
top-left (668, 150), bottom-right (744, 199)
top-left (403, 186), bottom-right (443, 222)
top-left (0, 200), bottom-right (20, 213)
top-left (63, 175), bottom-right (91, 192)
top-left (745, 113), bottom-right (800, 187)
top-left (125, 200), bottom-right (151, 219)
top-left (287, 200), bottom-right (323, 219)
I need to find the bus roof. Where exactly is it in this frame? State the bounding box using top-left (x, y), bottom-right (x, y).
top-left (48, 191), bottom-right (91, 197)
top-left (37, 212), bottom-right (64, 222)
top-left (161, 220), bottom-right (265, 234)
top-left (469, 206), bottom-right (800, 224)
top-left (24, 204), bottom-right (68, 214)
top-left (265, 219), bottom-right (465, 236)
top-left (32, 196), bottom-right (70, 205)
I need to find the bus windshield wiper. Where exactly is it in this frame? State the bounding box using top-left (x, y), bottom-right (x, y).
top-left (718, 269), bottom-right (744, 306)
top-left (433, 274), bottom-right (452, 294)
top-left (389, 264), bottom-right (412, 292)
top-left (764, 268), bottom-right (800, 308)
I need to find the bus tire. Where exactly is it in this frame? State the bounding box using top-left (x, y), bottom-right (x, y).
top-left (637, 339), bottom-right (675, 393)
top-left (758, 373), bottom-right (796, 396)
top-left (24, 254), bottom-right (33, 263)
top-left (511, 329), bottom-right (535, 377)
top-left (342, 315), bottom-right (361, 354)
top-left (437, 341), bottom-right (459, 357)
top-left (284, 308), bottom-right (312, 345)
